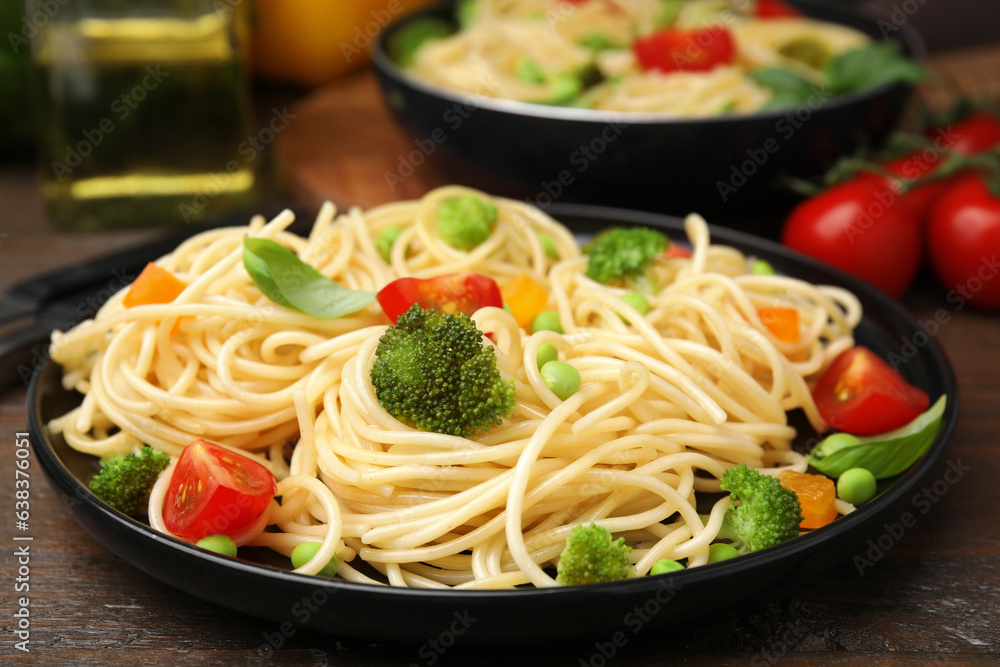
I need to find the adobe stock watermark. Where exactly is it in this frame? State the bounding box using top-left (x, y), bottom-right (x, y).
top-left (750, 617), bottom-right (811, 667)
top-left (341, 0), bottom-right (407, 64)
top-left (407, 609), bottom-right (477, 666)
top-left (50, 66), bottom-right (170, 181)
top-left (526, 119), bottom-right (630, 210)
top-left (577, 578), bottom-right (682, 667)
top-left (853, 458), bottom-right (970, 576)
top-left (6, 0), bottom-right (70, 53)
top-left (19, 267), bottom-right (135, 387)
top-left (244, 585), bottom-right (334, 665)
top-left (716, 85), bottom-right (832, 202)
top-left (383, 75), bottom-right (500, 192)
top-left (877, 0), bottom-right (930, 39)
top-left (178, 106), bottom-right (296, 223)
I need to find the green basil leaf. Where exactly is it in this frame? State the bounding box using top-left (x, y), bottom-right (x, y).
top-left (750, 67), bottom-right (818, 109)
top-left (825, 41), bottom-right (926, 95)
top-left (243, 237), bottom-right (375, 319)
top-left (808, 395), bottom-right (947, 479)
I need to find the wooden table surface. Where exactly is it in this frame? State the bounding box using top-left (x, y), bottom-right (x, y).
top-left (3, 41), bottom-right (1000, 666)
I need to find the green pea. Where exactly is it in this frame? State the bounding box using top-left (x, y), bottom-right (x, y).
top-left (818, 432), bottom-right (863, 451)
top-left (620, 292), bottom-right (649, 324)
top-left (196, 534), bottom-right (237, 558)
top-left (707, 543), bottom-right (739, 563)
top-left (375, 226), bottom-right (404, 263)
top-left (752, 259), bottom-right (775, 275)
top-left (536, 342), bottom-right (559, 370)
top-left (540, 360), bottom-right (581, 400)
top-left (837, 467), bottom-right (877, 505)
top-left (531, 309), bottom-right (563, 334)
top-left (290, 542), bottom-right (339, 577)
top-left (538, 232), bottom-right (558, 259)
top-left (649, 558), bottom-right (684, 575)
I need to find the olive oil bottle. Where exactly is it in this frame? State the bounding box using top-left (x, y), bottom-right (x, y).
top-left (29, 3), bottom-right (255, 229)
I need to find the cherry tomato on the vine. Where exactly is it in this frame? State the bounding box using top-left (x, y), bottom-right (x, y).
top-left (781, 180), bottom-right (922, 298)
top-left (928, 110), bottom-right (1000, 156)
top-left (927, 172), bottom-right (1000, 310)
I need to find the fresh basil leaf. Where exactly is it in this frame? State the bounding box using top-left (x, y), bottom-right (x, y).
top-left (243, 237), bottom-right (375, 319)
top-left (808, 395), bottom-right (947, 479)
top-left (825, 41), bottom-right (926, 95)
top-left (751, 67), bottom-right (817, 109)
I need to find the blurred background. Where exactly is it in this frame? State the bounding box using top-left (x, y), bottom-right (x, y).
top-left (1, 0), bottom-right (997, 231)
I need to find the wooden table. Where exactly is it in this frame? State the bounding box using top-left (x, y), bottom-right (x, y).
top-left (2, 43), bottom-right (1000, 666)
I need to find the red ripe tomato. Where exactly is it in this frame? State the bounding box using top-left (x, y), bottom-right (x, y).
top-left (928, 110), bottom-right (1000, 156)
top-left (755, 0), bottom-right (803, 18)
top-left (376, 273), bottom-right (503, 323)
top-left (632, 26), bottom-right (735, 74)
top-left (853, 150), bottom-right (949, 223)
top-left (163, 440), bottom-right (276, 542)
top-left (813, 347), bottom-right (930, 435)
top-left (927, 173), bottom-right (1000, 310)
top-left (780, 180), bottom-right (922, 298)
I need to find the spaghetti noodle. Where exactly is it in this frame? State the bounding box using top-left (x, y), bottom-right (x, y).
top-left (49, 186), bottom-right (861, 588)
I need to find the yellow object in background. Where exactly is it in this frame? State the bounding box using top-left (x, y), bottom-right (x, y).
top-left (252, 0), bottom-right (437, 87)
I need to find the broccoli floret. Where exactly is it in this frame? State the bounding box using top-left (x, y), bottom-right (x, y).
top-left (716, 464), bottom-right (803, 555)
top-left (585, 227), bottom-right (669, 289)
top-left (89, 446), bottom-right (171, 516)
top-left (437, 195), bottom-right (498, 250)
top-left (556, 523), bottom-right (634, 586)
top-left (370, 304), bottom-right (516, 437)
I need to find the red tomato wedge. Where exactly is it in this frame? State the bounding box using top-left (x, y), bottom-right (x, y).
top-left (377, 273), bottom-right (503, 323)
top-left (163, 440), bottom-right (276, 541)
top-left (813, 347), bottom-right (930, 436)
top-left (632, 26), bottom-right (735, 74)
top-left (755, 0), bottom-right (803, 18)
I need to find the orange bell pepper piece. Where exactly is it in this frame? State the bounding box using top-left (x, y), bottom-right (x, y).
top-left (123, 262), bottom-right (187, 308)
top-left (500, 273), bottom-right (549, 329)
top-left (778, 470), bottom-right (837, 529)
top-left (757, 307), bottom-right (800, 343)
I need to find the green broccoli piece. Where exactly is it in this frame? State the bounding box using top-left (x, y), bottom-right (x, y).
top-left (370, 304), bottom-right (516, 437)
top-left (89, 446), bottom-right (171, 516)
top-left (584, 227), bottom-right (669, 289)
top-left (437, 195), bottom-right (499, 251)
top-left (716, 464), bottom-right (803, 555)
top-left (556, 523), bottom-right (634, 586)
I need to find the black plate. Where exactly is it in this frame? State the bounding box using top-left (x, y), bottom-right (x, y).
top-left (28, 204), bottom-right (957, 645)
top-left (374, 0), bottom-right (924, 216)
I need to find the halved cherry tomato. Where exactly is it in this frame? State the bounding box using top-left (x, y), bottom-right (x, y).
top-left (813, 347), bottom-right (930, 435)
top-left (632, 26), bottom-right (735, 74)
top-left (755, 0), bottom-right (803, 18)
top-left (778, 470), bottom-right (836, 529)
top-left (123, 262), bottom-right (187, 308)
top-left (163, 440), bottom-right (276, 542)
top-left (376, 273), bottom-right (503, 323)
top-left (664, 244), bottom-right (693, 259)
top-left (757, 307), bottom-right (800, 343)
